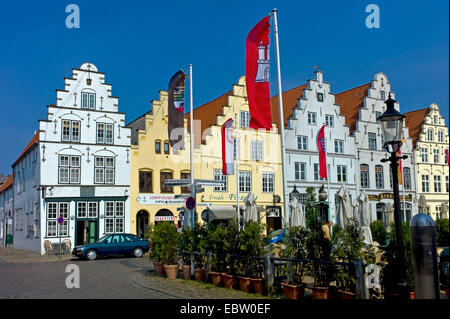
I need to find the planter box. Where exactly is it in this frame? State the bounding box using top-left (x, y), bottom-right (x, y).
top-left (164, 264), bottom-right (179, 280)
top-left (195, 268), bottom-right (205, 282)
top-left (238, 276), bottom-right (252, 293)
top-left (281, 282), bottom-right (305, 299)
top-left (311, 287), bottom-right (330, 299)
top-left (182, 265), bottom-right (191, 280)
top-left (210, 272), bottom-right (223, 287)
top-left (251, 278), bottom-right (265, 295)
top-left (337, 289), bottom-right (356, 300)
top-left (222, 273), bottom-right (237, 289)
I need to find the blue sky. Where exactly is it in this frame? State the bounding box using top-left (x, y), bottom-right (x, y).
top-left (0, 0), bottom-right (448, 176)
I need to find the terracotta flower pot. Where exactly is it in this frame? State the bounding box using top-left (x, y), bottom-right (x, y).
top-left (164, 264), bottom-right (179, 280)
top-left (337, 289), bottom-right (356, 300)
top-left (281, 282), bottom-right (305, 299)
top-left (311, 287), bottom-right (329, 299)
top-left (195, 268), bottom-right (205, 282)
top-left (182, 265), bottom-right (191, 280)
top-left (445, 288), bottom-right (449, 299)
top-left (251, 278), bottom-right (265, 295)
top-left (222, 273), bottom-right (237, 289)
top-left (238, 276), bottom-right (252, 293)
top-left (153, 261), bottom-right (165, 276)
top-left (409, 291), bottom-right (415, 299)
top-left (210, 272), bottom-right (223, 287)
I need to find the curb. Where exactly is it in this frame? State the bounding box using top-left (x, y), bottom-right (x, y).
top-left (129, 271), bottom-right (185, 298)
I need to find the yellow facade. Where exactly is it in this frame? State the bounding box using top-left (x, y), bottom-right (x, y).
top-left (127, 76), bottom-right (284, 236)
top-left (413, 104), bottom-right (449, 220)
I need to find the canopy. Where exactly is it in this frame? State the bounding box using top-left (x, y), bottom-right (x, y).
top-left (336, 184), bottom-right (352, 229)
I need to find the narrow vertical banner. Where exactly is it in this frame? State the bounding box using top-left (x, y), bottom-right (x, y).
top-left (245, 15), bottom-right (272, 130)
top-left (396, 139), bottom-right (406, 185)
top-left (222, 118), bottom-right (235, 175)
top-left (168, 70), bottom-right (187, 151)
top-left (445, 148), bottom-right (449, 166)
top-left (317, 124), bottom-right (328, 179)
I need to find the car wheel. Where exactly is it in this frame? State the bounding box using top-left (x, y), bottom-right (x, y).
top-left (133, 247), bottom-right (143, 258)
top-left (86, 249), bottom-right (97, 261)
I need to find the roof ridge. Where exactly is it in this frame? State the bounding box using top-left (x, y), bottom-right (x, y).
top-left (335, 82), bottom-right (371, 96)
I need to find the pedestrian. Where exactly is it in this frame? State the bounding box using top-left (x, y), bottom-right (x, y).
top-left (322, 220), bottom-right (333, 241)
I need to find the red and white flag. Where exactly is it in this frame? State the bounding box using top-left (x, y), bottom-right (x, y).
top-left (317, 125), bottom-right (327, 179)
top-left (222, 118), bottom-right (235, 175)
top-left (445, 149), bottom-right (449, 166)
top-left (245, 16), bottom-right (272, 130)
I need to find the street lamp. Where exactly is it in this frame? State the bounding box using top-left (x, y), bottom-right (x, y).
top-left (377, 93), bottom-right (409, 296)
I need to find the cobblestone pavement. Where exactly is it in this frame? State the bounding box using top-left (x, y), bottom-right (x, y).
top-left (0, 248), bottom-right (267, 299)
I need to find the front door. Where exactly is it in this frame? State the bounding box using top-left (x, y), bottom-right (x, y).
top-left (88, 221), bottom-right (97, 244)
top-left (76, 220), bottom-right (98, 245)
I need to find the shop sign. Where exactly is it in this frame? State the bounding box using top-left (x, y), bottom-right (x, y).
top-left (137, 194), bottom-right (185, 205)
top-left (154, 216), bottom-right (175, 221)
top-left (368, 193), bottom-right (412, 202)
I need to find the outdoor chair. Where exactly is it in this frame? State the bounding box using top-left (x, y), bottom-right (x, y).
top-left (44, 240), bottom-right (52, 255)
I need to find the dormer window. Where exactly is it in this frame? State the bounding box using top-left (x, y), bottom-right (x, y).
top-left (81, 92), bottom-right (96, 109)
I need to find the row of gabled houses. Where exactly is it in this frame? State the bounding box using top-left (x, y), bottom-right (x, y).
top-left (0, 63), bottom-right (448, 255)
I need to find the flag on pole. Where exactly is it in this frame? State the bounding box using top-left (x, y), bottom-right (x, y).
top-left (168, 70), bottom-right (187, 151)
top-left (396, 139), bottom-right (406, 185)
top-left (222, 118), bottom-right (235, 175)
top-left (445, 149), bottom-right (449, 166)
top-left (245, 15), bottom-right (272, 130)
top-left (317, 124), bottom-right (327, 179)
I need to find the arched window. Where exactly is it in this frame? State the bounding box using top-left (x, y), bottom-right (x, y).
top-left (438, 130), bottom-right (444, 142)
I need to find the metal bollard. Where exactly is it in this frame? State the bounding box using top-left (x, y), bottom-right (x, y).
top-left (410, 213), bottom-right (440, 299)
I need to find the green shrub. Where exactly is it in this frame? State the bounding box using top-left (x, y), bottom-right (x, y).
top-left (370, 220), bottom-right (388, 245)
top-left (281, 226), bottom-right (308, 284)
top-left (436, 218), bottom-right (449, 247)
top-left (149, 222), bottom-right (180, 265)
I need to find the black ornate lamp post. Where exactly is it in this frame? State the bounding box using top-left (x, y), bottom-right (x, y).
top-left (377, 93), bottom-right (409, 294)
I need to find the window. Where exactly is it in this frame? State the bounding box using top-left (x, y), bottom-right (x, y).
top-left (88, 202), bottom-right (98, 218)
top-left (433, 115), bottom-right (438, 125)
top-left (434, 175), bottom-right (441, 193)
top-left (360, 164), bottom-right (369, 188)
top-left (307, 112), bottom-right (317, 125)
top-left (240, 111), bottom-right (251, 128)
top-left (433, 149), bottom-right (440, 163)
top-left (62, 120), bottom-right (80, 142)
top-left (213, 170), bottom-right (228, 192)
top-left (381, 134), bottom-right (385, 149)
top-left (81, 92), bottom-right (96, 109)
top-left (436, 206), bottom-right (442, 219)
top-left (180, 172), bottom-right (191, 193)
top-left (368, 133), bottom-right (377, 150)
top-left (239, 171), bottom-right (251, 192)
top-left (95, 156), bottom-right (115, 184)
top-left (262, 172), bottom-right (274, 193)
top-left (313, 163), bottom-right (325, 181)
top-left (403, 167), bottom-right (411, 190)
top-left (317, 92), bottom-right (324, 102)
top-left (47, 202), bottom-right (69, 237)
top-left (380, 91), bottom-right (385, 100)
top-left (164, 141), bottom-right (170, 154)
top-left (337, 165), bottom-right (347, 182)
top-left (155, 141), bottom-right (161, 154)
top-left (250, 140), bottom-right (263, 161)
top-left (334, 140), bottom-right (344, 153)
top-left (297, 136), bottom-right (308, 150)
top-left (427, 129), bottom-right (433, 141)
top-left (77, 202), bottom-right (87, 218)
top-left (160, 171), bottom-right (173, 193)
top-left (105, 201), bottom-right (125, 234)
top-left (325, 114), bottom-right (334, 127)
top-left (375, 165), bottom-right (384, 189)
top-left (389, 167), bottom-right (393, 189)
top-left (421, 148), bottom-right (428, 162)
top-left (59, 155), bottom-right (80, 184)
top-left (295, 162), bottom-right (306, 180)
top-left (422, 175), bottom-right (429, 192)
top-left (139, 171), bottom-right (152, 193)
top-left (97, 123), bottom-right (114, 144)
top-left (438, 130), bottom-right (444, 142)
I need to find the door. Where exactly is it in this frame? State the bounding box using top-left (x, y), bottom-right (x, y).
top-left (88, 221), bottom-right (97, 244)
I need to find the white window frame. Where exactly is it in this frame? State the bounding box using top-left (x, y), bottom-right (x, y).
top-left (307, 112), bottom-right (317, 125)
top-left (368, 133), bottom-right (377, 150)
top-left (297, 136), bottom-right (308, 150)
top-left (240, 111), bottom-right (251, 128)
top-left (262, 172), bottom-right (274, 193)
top-left (59, 155), bottom-right (80, 184)
top-left (337, 165), bottom-right (347, 183)
top-left (213, 169), bottom-right (228, 192)
top-left (81, 92), bottom-right (96, 109)
top-left (325, 114), bottom-right (334, 127)
top-left (239, 171), bottom-right (251, 192)
top-left (334, 140), bottom-right (344, 153)
top-left (422, 175), bottom-right (429, 192)
top-left (97, 122), bottom-right (114, 144)
top-left (250, 140), bottom-right (263, 161)
top-left (295, 162), bottom-right (306, 180)
top-left (94, 156), bottom-right (115, 184)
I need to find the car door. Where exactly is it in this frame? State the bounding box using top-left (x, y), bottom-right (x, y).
top-left (121, 234), bottom-right (137, 254)
top-left (96, 235), bottom-right (112, 255)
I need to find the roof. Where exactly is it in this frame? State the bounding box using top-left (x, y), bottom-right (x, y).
top-left (404, 107), bottom-right (431, 148)
top-left (185, 90), bottom-right (233, 147)
top-left (334, 83), bottom-right (371, 135)
top-left (12, 132), bottom-right (40, 167)
top-left (0, 174), bottom-right (13, 193)
top-left (270, 84), bottom-right (308, 128)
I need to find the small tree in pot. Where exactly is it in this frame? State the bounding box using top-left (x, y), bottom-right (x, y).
top-left (148, 224), bottom-right (164, 276)
top-left (281, 226), bottom-right (308, 299)
top-left (151, 222), bottom-right (181, 279)
top-left (332, 217), bottom-right (364, 299)
top-left (222, 218), bottom-right (240, 289)
top-left (178, 227), bottom-right (194, 280)
top-left (206, 224), bottom-right (227, 287)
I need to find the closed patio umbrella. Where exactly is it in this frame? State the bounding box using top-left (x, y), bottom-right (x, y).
top-left (418, 194), bottom-right (427, 214)
top-left (243, 192), bottom-right (258, 222)
top-left (289, 197), bottom-right (304, 227)
top-left (441, 203), bottom-right (448, 219)
top-left (385, 202), bottom-right (394, 232)
top-left (336, 184), bottom-right (352, 229)
top-left (358, 191), bottom-right (373, 245)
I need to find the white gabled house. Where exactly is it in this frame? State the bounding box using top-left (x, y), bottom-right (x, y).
top-left (12, 63), bottom-right (131, 255)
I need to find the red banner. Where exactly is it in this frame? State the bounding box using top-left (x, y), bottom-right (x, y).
top-left (317, 125), bottom-right (327, 179)
top-left (245, 16), bottom-right (272, 130)
top-left (446, 149), bottom-right (449, 166)
top-left (222, 118), bottom-right (235, 175)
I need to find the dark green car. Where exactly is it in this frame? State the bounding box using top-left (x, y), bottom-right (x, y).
top-left (72, 233), bottom-right (150, 260)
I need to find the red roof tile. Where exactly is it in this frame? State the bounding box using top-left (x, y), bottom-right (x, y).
top-left (404, 107), bottom-right (430, 148)
top-left (12, 132), bottom-right (39, 167)
top-left (0, 174), bottom-right (13, 193)
top-left (270, 84), bottom-right (308, 129)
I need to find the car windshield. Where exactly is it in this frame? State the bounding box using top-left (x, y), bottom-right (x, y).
top-left (96, 235), bottom-right (110, 243)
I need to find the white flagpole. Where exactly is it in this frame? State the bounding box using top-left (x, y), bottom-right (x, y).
top-left (273, 8), bottom-right (290, 227)
top-left (189, 64), bottom-right (195, 230)
top-left (235, 113), bottom-right (240, 231)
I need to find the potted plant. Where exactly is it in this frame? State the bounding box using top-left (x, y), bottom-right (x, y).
top-left (222, 219), bottom-right (240, 289)
top-left (332, 217), bottom-right (364, 299)
top-left (280, 226), bottom-right (308, 299)
top-left (304, 195), bottom-right (334, 299)
top-left (179, 227), bottom-right (194, 280)
top-left (151, 222), bottom-right (180, 279)
top-left (191, 223), bottom-right (207, 282)
top-left (148, 224), bottom-right (165, 276)
top-left (207, 224), bottom-right (226, 287)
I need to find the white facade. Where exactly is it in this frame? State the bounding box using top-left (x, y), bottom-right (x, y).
top-left (0, 176), bottom-right (14, 244)
top-left (284, 70), bottom-right (358, 223)
top-left (343, 73), bottom-right (418, 223)
top-left (12, 63), bottom-right (131, 255)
